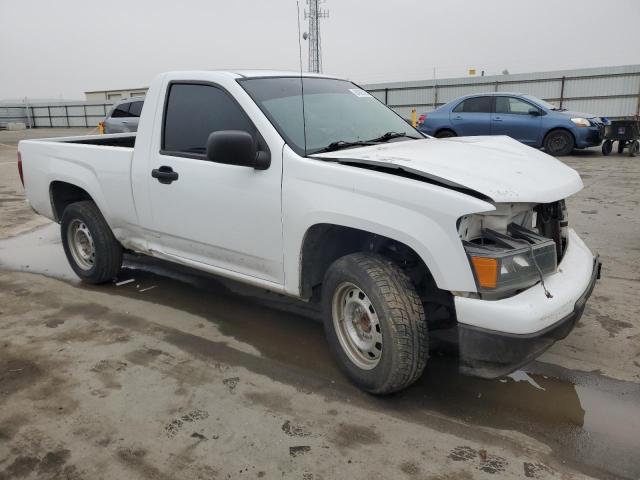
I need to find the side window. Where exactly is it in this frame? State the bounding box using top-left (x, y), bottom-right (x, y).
top-left (163, 83), bottom-right (255, 155)
top-left (111, 103), bottom-right (131, 118)
top-left (453, 97), bottom-right (492, 113)
top-left (496, 97), bottom-right (535, 115)
top-left (128, 101), bottom-right (143, 117)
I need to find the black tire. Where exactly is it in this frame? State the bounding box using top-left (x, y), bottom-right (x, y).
top-left (629, 140), bottom-right (639, 157)
top-left (617, 141), bottom-right (626, 154)
top-left (60, 201), bottom-right (123, 284)
top-left (544, 129), bottom-right (574, 156)
top-left (601, 140), bottom-right (613, 156)
top-left (435, 129), bottom-right (456, 139)
top-left (321, 253), bottom-right (428, 394)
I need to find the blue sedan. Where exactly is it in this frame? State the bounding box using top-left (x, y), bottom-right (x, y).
top-left (418, 93), bottom-right (606, 156)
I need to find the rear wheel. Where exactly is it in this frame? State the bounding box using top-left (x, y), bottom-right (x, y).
top-left (61, 201), bottom-right (123, 284)
top-left (544, 129), bottom-right (574, 156)
top-left (629, 140), bottom-right (639, 157)
top-left (601, 140), bottom-right (613, 156)
top-left (435, 129), bottom-right (456, 139)
top-left (322, 253), bottom-right (428, 394)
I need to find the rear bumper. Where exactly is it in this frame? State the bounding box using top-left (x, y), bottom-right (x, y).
top-left (452, 229), bottom-right (601, 378)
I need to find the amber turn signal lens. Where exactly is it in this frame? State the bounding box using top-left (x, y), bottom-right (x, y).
top-left (470, 256), bottom-right (498, 289)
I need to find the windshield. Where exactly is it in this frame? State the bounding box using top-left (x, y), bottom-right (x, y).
top-left (523, 94), bottom-right (561, 110)
top-left (239, 77), bottom-right (422, 155)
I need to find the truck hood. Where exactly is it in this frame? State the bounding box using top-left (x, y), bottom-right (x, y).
top-left (311, 135), bottom-right (583, 203)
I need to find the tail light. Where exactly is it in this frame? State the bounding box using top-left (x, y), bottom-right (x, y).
top-left (418, 114), bottom-right (426, 125)
top-left (17, 151), bottom-right (24, 187)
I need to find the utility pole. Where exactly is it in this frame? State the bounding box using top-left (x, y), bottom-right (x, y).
top-left (304, 0), bottom-right (329, 73)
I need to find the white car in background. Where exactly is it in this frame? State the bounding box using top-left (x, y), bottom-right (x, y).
top-left (102, 98), bottom-right (144, 134)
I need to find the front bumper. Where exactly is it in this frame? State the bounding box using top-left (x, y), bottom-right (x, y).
top-left (574, 125), bottom-right (603, 148)
top-left (452, 229), bottom-right (601, 378)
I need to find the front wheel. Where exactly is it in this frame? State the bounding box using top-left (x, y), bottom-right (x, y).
top-left (61, 201), bottom-right (123, 284)
top-left (322, 253), bottom-right (428, 394)
top-left (544, 129), bottom-right (574, 156)
top-left (601, 140), bottom-right (613, 156)
top-left (629, 140), bottom-right (639, 157)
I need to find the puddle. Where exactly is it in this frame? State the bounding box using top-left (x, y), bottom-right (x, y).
top-left (1, 224), bottom-right (640, 479)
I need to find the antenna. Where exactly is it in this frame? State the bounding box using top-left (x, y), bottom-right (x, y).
top-left (303, 0), bottom-right (329, 73)
top-left (296, 1), bottom-right (308, 156)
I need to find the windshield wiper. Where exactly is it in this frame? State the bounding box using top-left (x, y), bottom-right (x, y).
top-left (311, 140), bottom-right (378, 154)
top-left (367, 131), bottom-right (421, 142)
top-left (311, 132), bottom-right (421, 155)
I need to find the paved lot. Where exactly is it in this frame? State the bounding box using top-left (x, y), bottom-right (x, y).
top-left (0, 128), bottom-right (639, 480)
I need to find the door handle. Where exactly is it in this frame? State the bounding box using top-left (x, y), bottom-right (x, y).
top-left (453, 115), bottom-right (462, 120)
top-left (493, 116), bottom-right (503, 121)
top-left (151, 166), bottom-right (179, 184)
top-left (122, 120), bottom-right (129, 124)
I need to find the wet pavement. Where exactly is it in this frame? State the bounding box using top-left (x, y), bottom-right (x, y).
top-left (1, 224), bottom-right (640, 479)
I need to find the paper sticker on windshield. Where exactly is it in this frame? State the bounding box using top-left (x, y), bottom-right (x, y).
top-left (349, 88), bottom-right (372, 98)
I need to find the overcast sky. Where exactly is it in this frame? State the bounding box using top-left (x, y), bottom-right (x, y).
top-left (1, 0), bottom-right (639, 99)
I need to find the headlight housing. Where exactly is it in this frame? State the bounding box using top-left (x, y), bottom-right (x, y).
top-left (571, 117), bottom-right (591, 127)
top-left (464, 223), bottom-right (557, 299)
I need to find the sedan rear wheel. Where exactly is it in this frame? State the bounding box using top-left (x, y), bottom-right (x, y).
top-left (435, 129), bottom-right (456, 139)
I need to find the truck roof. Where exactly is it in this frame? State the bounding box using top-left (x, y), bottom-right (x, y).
top-left (164, 70), bottom-right (342, 80)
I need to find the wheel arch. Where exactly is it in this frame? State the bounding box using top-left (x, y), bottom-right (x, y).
top-left (543, 126), bottom-right (576, 146)
top-left (298, 223), bottom-right (456, 327)
top-left (434, 127), bottom-right (458, 137)
top-left (50, 181), bottom-right (96, 222)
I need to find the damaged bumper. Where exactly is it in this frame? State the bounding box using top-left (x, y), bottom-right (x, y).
top-left (453, 229), bottom-right (601, 378)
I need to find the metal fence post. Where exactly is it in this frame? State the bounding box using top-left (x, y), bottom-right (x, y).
top-left (559, 76), bottom-right (566, 109)
top-left (47, 106), bottom-right (52, 127)
top-left (64, 105), bottom-right (70, 127)
top-left (433, 84), bottom-right (438, 110)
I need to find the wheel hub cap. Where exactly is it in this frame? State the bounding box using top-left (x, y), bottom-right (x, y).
top-left (332, 283), bottom-right (382, 370)
top-left (67, 219), bottom-right (95, 270)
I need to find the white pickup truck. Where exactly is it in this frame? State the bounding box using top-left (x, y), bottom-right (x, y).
top-left (18, 70), bottom-right (600, 394)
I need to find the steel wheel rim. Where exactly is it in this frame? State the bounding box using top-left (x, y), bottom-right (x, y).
top-left (332, 282), bottom-right (382, 370)
top-left (67, 219), bottom-right (95, 270)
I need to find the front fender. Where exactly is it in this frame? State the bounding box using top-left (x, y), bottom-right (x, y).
top-left (282, 152), bottom-right (494, 296)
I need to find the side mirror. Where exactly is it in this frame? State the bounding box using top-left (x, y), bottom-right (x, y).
top-left (528, 108), bottom-right (540, 116)
top-left (206, 130), bottom-right (270, 170)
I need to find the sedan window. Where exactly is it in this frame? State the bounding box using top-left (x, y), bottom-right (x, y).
top-left (453, 96), bottom-right (492, 113)
top-left (496, 97), bottom-right (537, 115)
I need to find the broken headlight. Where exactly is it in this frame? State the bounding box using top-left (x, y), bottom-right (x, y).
top-left (463, 223), bottom-right (557, 298)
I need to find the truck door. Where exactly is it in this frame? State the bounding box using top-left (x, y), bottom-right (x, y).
top-left (145, 82), bottom-right (284, 285)
top-left (450, 96), bottom-right (492, 136)
top-left (491, 96), bottom-right (542, 145)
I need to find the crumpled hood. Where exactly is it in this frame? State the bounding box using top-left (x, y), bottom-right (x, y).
top-left (311, 135), bottom-right (583, 203)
